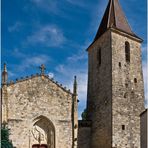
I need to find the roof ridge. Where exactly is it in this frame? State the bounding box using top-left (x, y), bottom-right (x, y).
top-left (7, 74), bottom-right (73, 95)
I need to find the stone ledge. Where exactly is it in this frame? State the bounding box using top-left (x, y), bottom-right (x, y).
top-left (8, 118), bottom-right (23, 122)
top-left (78, 120), bottom-right (91, 128)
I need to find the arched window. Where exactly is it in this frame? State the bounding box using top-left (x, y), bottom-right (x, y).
top-left (125, 41), bottom-right (130, 63)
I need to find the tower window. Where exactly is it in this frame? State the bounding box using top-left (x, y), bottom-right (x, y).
top-left (134, 78), bottom-right (137, 83)
top-left (97, 48), bottom-right (101, 66)
top-left (122, 125), bottom-right (125, 130)
top-left (125, 41), bottom-right (130, 63)
top-left (124, 93), bottom-right (127, 98)
top-left (125, 83), bottom-right (128, 88)
top-left (119, 62), bottom-right (121, 68)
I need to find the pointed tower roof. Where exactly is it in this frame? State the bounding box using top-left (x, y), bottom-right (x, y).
top-left (94, 0), bottom-right (140, 41)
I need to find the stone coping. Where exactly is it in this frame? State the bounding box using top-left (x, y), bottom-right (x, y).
top-left (78, 120), bottom-right (92, 128)
top-left (6, 74), bottom-right (73, 95)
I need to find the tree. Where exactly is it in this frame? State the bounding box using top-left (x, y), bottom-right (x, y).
top-left (1, 122), bottom-right (13, 148)
top-left (81, 109), bottom-right (87, 120)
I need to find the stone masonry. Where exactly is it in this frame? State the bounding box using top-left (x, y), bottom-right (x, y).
top-left (86, 0), bottom-right (145, 147)
top-left (140, 109), bottom-right (148, 148)
top-left (2, 74), bottom-right (78, 148)
top-left (1, 0), bottom-right (146, 148)
top-left (111, 30), bottom-right (145, 148)
top-left (87, 30), bottom-right (112, 148)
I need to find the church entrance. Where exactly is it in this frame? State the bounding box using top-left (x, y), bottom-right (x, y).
top-left (31, 116), bottom-right (55, 148)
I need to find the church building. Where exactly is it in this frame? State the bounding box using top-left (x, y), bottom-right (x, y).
top-left (2, 0), bottom-right (145, 148)
top-left (2, 64), bottom-right (78, 148)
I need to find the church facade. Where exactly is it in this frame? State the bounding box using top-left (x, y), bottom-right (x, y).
top-left (2, 0), bottom-right (145, 148)
top-left (2, 64), bottom-right (78, 148)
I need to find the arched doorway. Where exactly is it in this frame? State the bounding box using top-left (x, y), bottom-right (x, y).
top-left (31, 116), bottom-right (55, 148)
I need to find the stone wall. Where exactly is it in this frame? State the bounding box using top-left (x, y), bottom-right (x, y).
top-left (140, 109), bottom-right (148, 148)
top-left (111, 31), bottom-right (145, 148)
top-left (77, 120), bottom-right (91, 148)
top-left (4, 75), bottom-right (74, 148)
top-left (87, 29), bottom-right (145, 148)
top-left (87, 30), bottom-right (112, 148)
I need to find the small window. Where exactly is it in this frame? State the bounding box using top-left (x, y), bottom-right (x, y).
top-left (122, 125), bottom-right (125, 130)
top-left (134, 78), bottom-right (137, 83)
top-left (124, 93), bottom-right (127, 98)
top-left (125, 83), bottom-right (128, 88)
top-left (119, 62), bottom-right (121, 68)
top-left (125, 41), bottom-right (130, 63)
top-left (97, 48), bottom-right (101, 66)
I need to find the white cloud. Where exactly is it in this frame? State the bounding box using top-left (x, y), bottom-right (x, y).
top-left (27, 25), bottom-right (66, 47)
top-left (55, 63), bottom-right (87, 119)
top-left (32, 0), bottom-right (91, 11)
top-left (9, 71), bottom-right (16, 77)
top-left (65, 0), bottom-right (87, 7)
top-left (12, 48), bottom-right (26, 58)
top-left (8, 22), bottom-right (22, 32)
top-left (65, 70), bottom-right (87, 101)
top-left (31, 0), bottom-right (58, 14)
top-left (67, 40), bottom-right (91, 62)
top-left (14, 54), bottom-right (50, 72)
top-left (142, 44), bottom-right (147, 53)
top-left (26, 55), bottom-right (49, 65)
top-left (67, 53), bottom-right (86, 62)
top-left (67, 48), bottom-right (88, 62)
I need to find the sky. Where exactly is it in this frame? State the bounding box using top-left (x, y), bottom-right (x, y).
top-left (2, 0), bottom-right (147, 118)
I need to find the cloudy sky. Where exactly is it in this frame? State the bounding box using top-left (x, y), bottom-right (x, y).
top-left (2, 0), bottom-right (147, 118)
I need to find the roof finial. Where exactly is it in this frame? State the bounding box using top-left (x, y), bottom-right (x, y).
top-left (73, 76), bottom-right (77, 95)
top-left (39, 64), bottom-right (46, 75)
top-left (2, 63), bottom-right (8, 85)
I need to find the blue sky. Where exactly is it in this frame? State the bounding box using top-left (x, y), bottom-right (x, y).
top-left (2, 0), bottom-right (147, 118)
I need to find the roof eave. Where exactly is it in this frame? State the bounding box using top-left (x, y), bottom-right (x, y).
top-left (110, 27), bottom-right (143, 43)
top-left (86, 27), bottom-right (143, 52)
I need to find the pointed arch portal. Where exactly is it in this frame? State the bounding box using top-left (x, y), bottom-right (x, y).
top-left (32, 116), bottom-right (55, 148)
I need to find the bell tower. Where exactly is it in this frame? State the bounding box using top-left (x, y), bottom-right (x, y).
top-left (86, 0), bottom-right (145, 147)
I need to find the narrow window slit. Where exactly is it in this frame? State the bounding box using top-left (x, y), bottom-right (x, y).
top-left (134, 78), bottom-right (137, 83)
top-left (125, 83), bottom-right (128, 88)
top-left (125, 41), bottom-right (130, 63)
top-left (122, 125), bottom-right (125, 130)
top-left (119, 62), bottom-right (121, 68)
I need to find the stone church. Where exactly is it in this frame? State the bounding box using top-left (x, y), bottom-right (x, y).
top-left (1, 0), bottom-right (145, 148)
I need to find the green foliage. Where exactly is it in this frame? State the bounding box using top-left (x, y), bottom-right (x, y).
top-left (81, 109), bottom-right (87, 120)
top-left (1, 123), bottom-right (13, 148)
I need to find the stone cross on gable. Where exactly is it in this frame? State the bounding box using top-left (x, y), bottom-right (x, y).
top-left (39, 64), bottom-right (46, 75)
